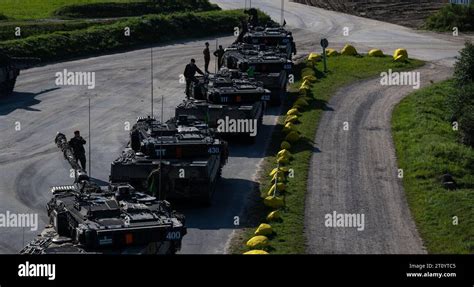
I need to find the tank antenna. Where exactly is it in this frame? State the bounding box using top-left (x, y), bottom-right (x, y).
top-left (151, 47), bottom-right (154, 118)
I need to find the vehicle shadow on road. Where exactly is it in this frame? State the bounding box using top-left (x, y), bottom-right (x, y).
top-left (0, 88), bottom-right (60, 116)
top-left (174, 178), bottom-right (259, 230)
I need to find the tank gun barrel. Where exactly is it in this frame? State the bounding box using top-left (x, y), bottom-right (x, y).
top-left (55, 133), bottom-right (89, 182)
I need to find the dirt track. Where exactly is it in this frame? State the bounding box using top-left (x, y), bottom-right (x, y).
top-left (305, 63), bottom-right (453, 254)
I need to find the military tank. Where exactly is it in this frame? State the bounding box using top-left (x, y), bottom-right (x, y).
top-left (21, 133), bottom-right (186, 254)
top-left (176, 69), bottom-right (269, 142)
top-left (0, 50), bottom-right (40, 97)
top-left (110, 115), bottom-right (228, 205)
top-left (222, 46), bottom-right (292, 106)
top-left (242, 26), bottom-right (296, 59)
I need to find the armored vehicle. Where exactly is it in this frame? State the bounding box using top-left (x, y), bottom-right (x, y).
top-left (0, 50), bottom-right (40, 97)
top-left (21, 133), bottom-right (186, 254)
top-left (176, 71), bottom-right (269, 141)
top-left (242, 26), bottom-right (296, 59)
top-left (222, 47), bottom-right (292, 105)
top-left (110, 116), bottom-right (228, 205)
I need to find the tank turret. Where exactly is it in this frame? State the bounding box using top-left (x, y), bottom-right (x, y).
top-left (20, 133), bottom-right (186, 254)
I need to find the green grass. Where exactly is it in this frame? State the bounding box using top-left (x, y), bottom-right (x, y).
top-left (0, 0), bottom-right (141, 20)
top-left (392, 80), bottom-right (474, 254)
top-left (231, 55), bottom-right (425, 254)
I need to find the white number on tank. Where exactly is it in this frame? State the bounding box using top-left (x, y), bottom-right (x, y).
top-left (166, 231), bottom-right (181, 240)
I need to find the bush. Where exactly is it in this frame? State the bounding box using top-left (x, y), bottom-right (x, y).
top-left (424, 3), bottom-right (474, 31)
top-left (0, 13), bottom-right (7, 21)
top-left (0, 9), bottom-right (273, 62)
top-left (53, 0), bottom-right (220, 19)
top-left (448, 41), bottom-right (474, 146)
top-left (0, 20), bottom-right (115, 42)
top-left (454, 41), bottom-right (474, 85)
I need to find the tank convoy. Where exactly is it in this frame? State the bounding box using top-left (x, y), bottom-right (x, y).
top-left (176, 69), bottom-right (270, 142)
top-left (0, 50), bottom-right (40, 97)
top-left (19, 9), bottom-right (296, 255)
top-left (21, 133), bottom-right (186, 254)
top-left (110, 115), bottom-right (228, 205)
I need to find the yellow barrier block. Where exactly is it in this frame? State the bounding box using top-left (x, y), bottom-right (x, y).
top-left (269, 167), bottom-right (289, 177)
top-left (266, 210), bottom-right (281, 221)
top-left (326, 48), bottom-right (339, 57)
top-left (368, 49), bottom-right (384, 57)
top-left (287, 108), bottom-right (300, 116)
top-left (393, 48), bottom-right (408, 60)
top-left (255, 223), bottom-right (273, 236)
top-left (276, 156), bottom-right (290, 165)
top-left (243, 250), bottom-right (269, 255)
top-left (302, 80), bottom-right (312, 88)
top-left (264, 196), bottom-right (285, 209)
top-left (303, 75), bottom-right (317, 82)
top-left (285, 115), bottom-right (299, 124)
top-left (270, 173), bottom-right (286, 184)
top-left (246, 236), bottom-right (269, 249)
top-left (341, 44), bottom-right (358, 56)
top-left (308, 52), bottom-right (321, 63)
top-left (277, 149), bottom-right (292, 159)
top-left (394, 54), bottom-right (407, 62)
top-left (283, 122), bottom-right (296, 134)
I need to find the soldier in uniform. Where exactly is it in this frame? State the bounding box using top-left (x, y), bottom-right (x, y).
top-left (184, 58), bottom-right (204, 98)
top-left (213, 45), bottom-right (225, 70)
top-left (69, 130), bottom-right (87, 171)
top-left (203, 42), bottom-right (211, 74)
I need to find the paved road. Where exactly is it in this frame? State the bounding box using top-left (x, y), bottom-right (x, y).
top-left (0, 0), bottom-right (468, 254)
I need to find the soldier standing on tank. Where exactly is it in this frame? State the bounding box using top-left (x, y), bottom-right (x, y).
top-left (147, 165), bottom-right (168, 200)
top-left (203, 42), bottom-right (211, 74)
top-left (234, 19), bottom-right (248, 44)
top-left (69, 130), bottom-right (87, 171)
top-left (213, 45), bottom-right (225, 70)
top-left (184, 58), bottom-right (204, 98)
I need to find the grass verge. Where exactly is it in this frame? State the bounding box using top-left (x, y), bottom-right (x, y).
top-left (231, 54), bottom-right (424, 254)
top-left (392, 79), bottom-right (474, 254)
top-left (0, 9), bottom-right (273, 62)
